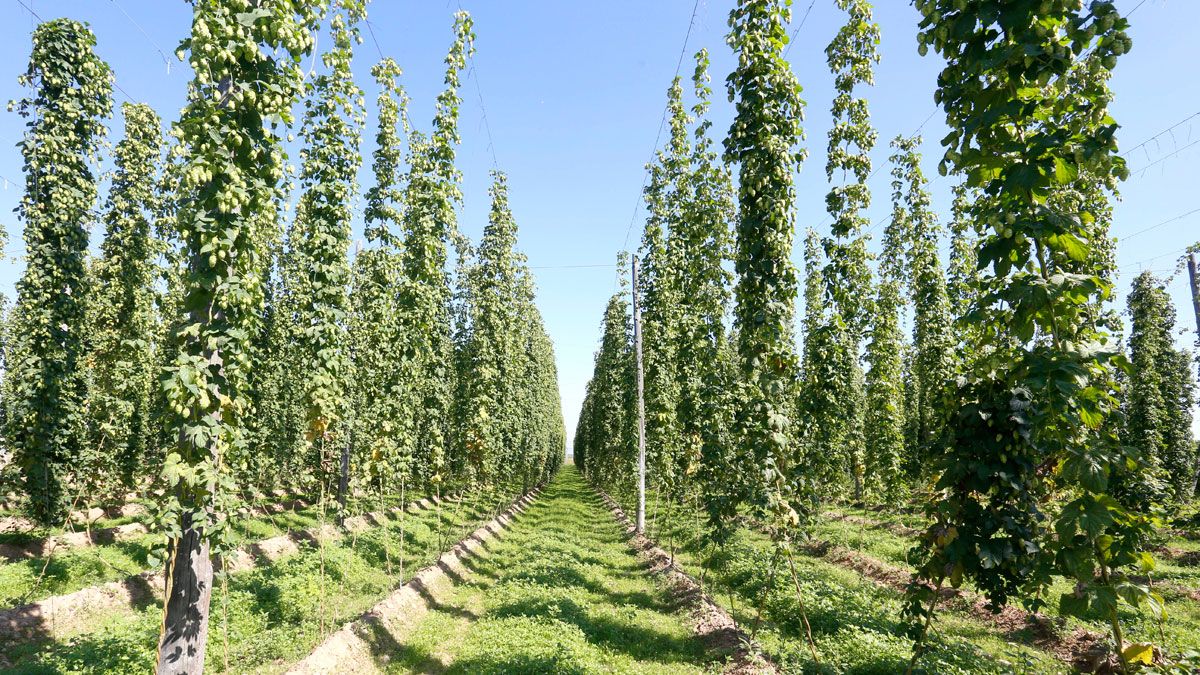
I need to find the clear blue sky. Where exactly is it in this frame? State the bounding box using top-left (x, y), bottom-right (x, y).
top-left (0, 0), bottom-right (1197, 446)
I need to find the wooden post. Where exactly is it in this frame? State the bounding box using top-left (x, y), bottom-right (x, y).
top-left (336, 438), bottom-right (350, 527)
top-left (633, 257), bottom-right (646, 534)
top-left (338, 238), bottom-right (363, 526)
top-left (157, 510), bottom-right (213, 674)
top-left (158, 299), bottom-right (221, 674)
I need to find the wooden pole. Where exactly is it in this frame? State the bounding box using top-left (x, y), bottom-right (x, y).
top-left (633, 257), bottom-right (646, 534)
top-left (337, 238), bottom-right (364, 527)
top-left (336, 438), bottom-right (350, 527)
top-left (157, 264), bottom-right (222, 674)
top-left (157, 510), bottom-right (213, 674)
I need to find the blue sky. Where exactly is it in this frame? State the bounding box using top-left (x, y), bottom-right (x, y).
top-left (0, 0), bottom-right (1197, 445)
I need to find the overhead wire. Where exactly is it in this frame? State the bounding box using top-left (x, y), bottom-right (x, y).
top-left (1113, 2), bottom-right (1198, 277)
top-left (363, 6), bottom-right (500, 170)
top-left (1120, 206), bottom-right (1200, 240)
top-left (1128, 138), bottom-right (1200, 176)
top-left (1120, 110), bottom-right (1199, 159)
top-left (466, 66), bottom-right (500, 169)
top-left (13, 0), bottom-right (41, 21)
top-left (110, 0), bottom-right (172, 72)
top-left (618, 0), bottom-right (702, 258)
top-left (455, 1), bottom-right (501, 169)
top-left (112, 81), bottom-right (138, 104)
top-left (782, 0), bottom-right (817, 59)
top-left (363, 20), bottom-right (387, 62)
top-left (1120, 244), bottom-right (1194, 271)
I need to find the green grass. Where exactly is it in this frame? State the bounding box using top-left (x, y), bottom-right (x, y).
top-left (809, 505), bottom-right (1200, 659)
top-left (623, 491), bottom-right (1068, 674)
top-left (384, 466), bottom-right (717, 674)
top-left (7, 471), bottom-right (1193, 673)
top-left (0, 493), bottom-right (315, 547)
top-left (1, 489), bottom-right (517, 674)
top-left (0, 492), bottom-right (466, 609)
top-left (0, 537), bottom-right (154, 608)
top-left (0, 502), bottom-right (329, 609)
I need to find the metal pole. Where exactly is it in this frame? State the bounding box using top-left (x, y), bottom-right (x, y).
top-left (1186, 253), bottom-right (1200, 500)
top-left (632, 257), bottom-right (646, 534)
top-left (1188, 253), bottom-right (1200, 348)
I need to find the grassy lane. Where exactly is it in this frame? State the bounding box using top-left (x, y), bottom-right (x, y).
top-left (384, 465), bottom-right (718, 674)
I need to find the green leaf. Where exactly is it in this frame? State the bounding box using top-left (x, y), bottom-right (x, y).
top-left (1046, 232), bottom-right (1089, 262)
top-left (1052, 157), bottom-right (1079, 185)
top-left (235, 8), bottom-right (271, 27)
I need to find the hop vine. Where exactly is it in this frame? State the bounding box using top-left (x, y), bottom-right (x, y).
top-left (6, 19), bottom-right (112, 524)
top-left (87, 102), bottom-right (165, 492)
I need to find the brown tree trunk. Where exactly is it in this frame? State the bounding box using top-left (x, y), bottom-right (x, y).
top-left (156, 510), bottom-right (213, 674)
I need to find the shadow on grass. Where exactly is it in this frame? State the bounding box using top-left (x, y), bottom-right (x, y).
top-left (411, 576), bottom-right (479, 621)
top-left (490, 594), bottom-right (708, 664)
top-left (379, 636), bottom-right (451, 674)
top-left (360, 615), bottom-right (446, 673)
top-left (0, 615), bottom-right (157, 674)
top-left (442, 653), bottom-right (589, 675)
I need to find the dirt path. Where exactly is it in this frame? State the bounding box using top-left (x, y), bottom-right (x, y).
top-left (598, 490), bottom-right (776, 674)
top-left (378, 466), bottom-right (719, 674)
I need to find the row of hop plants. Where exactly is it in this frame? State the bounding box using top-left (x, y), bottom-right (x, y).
top-left (0, 1), bottom-right (564, 669)
top-left (576, 0), bottom-right (1198, 672)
